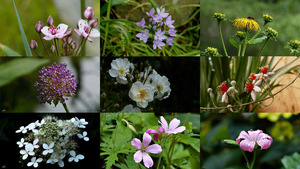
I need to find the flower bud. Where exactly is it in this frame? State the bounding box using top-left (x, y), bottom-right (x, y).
top-left (61, 50), bottom-right (67, 56)
top-left (71, 41), bottom-right (77, 49)
top-left (89, 18), bottom-right (98, 28)
top-left (84, 6), bottom-right (94, 20)
top-left (101, 92), bottom-right (106, 98)
top-left (231, 81), bottom-right (236, 87)
top-left (205, 47), bottom-right (219, 56)
top-left (288, 40), bottom-right (300, 49)
top-left (50, 45), bottom-right (56, 53)
top-left (47, 15), bottom-right (54, 26)
top-left (30, 40), bottom-right (38, 49)
top-left (213, 13), bottom-right (226, 22)
top-left (263, 14), bottom-right (273, 24)
top-left (35, 21), bottom-right (43, 33)
top-left (114, 103), bottom-right (120, 108)
top-left (62, 42), bottom-right (67, 49)
top-left (65, 28), bottom-right (73, 37)
top-left (67, 37), bottom-right (73, 44)
top-left (207, 88), bottom-right (213, 93)
top-left (67, 49), bottom-right (73, 55)
top-left (266, 27), bottom-right (278, 40)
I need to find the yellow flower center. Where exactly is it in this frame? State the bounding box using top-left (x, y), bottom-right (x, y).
top-left (118, 68), bottom-right (125, 76)
top-left (138, 89), bottom-right (147, 99)
top-left (156, 84), bottom-right (163, 91)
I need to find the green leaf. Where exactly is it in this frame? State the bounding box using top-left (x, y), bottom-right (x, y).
top-left (189, 147), bottom-right (200, 169)
top-left (11, 0), bottom-right (33, 56)
top-left (281, 152), bottom-right (300, 169)
top-left (105, 152), bottom-right (118, 169)
top-left (229, 35), bottom-right (239, 49)
top-left (0, 58), bottom-right (49, 88)
top-left (223, 139), bottom-right (239, 146)
top-left (148, 0), bottom-right (158, 9)
top-left (247, 36), bottom-right (267, 45)
top-left (0, 43), bottom-right (21, 56)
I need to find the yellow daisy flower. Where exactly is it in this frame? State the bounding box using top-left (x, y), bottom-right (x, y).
top-left (233, 17), bottom-right (260, 31)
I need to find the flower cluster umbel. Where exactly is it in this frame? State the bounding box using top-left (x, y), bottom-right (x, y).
top-left (16, 116), bottom-right (89, 168)
top-left (35, 63), bottom-right (77, 106)
top-left (207, 65), bottom-right (275, 109)
top-left (31, 6), bottom-right (100, 56)
top-left (131, 116), bottom-right (185, 168)
top-left (108, 58), bottom-right (171, 110)
top-left (136, 7), bottom-right (176, 50)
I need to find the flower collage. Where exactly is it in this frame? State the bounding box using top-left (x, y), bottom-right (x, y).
top-left (0, 0), bottom-right (201, 169)
top-left (201, 0), bottom-right (300, 169)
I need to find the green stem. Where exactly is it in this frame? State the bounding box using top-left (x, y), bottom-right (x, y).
top-left (238, 42), bottom-right (242, 56)
top-left (156, 136), bottom-right (168, 169)
top-left (74, 36), bottom-right (84, 56)
top-left (102, 0), bottom-right (111, 55)
top-left (250, 150), bottom-right (256, 169)
top-left (248, 24), bottom-right (265, 42)
top-left (62, 102), bottom-right (70, 113)
top-left (241, 150), bottom-right (250, 169)
top-left (218, 21), bottom-right (228, 56)
top-left (241, 35), bottom-right (248, 56)
top-left (39, 33), bottom-right (50, 56)
top-left (56, 39), bottom-right (61, 56)
top-left (258, 38), bottom-right (269, 57)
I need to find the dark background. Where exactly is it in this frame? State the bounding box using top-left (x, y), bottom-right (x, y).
top-left (0, 113), bottom-right (99, 169)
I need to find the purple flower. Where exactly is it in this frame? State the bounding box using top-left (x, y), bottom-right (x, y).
top-left (154, 29), bottom-right (166, 41)
top-left (168, 29), bottom-right (176, 37)
top-left (137, 18), bottom-right (146, 28)
top-left (164, 16), bottom-right (175, 29)
top-left (156, 8), bottom-right (169, 18)
top-left (166, 37), bottom-right (174, 45)
top-left (236, 130), bottom-right (273, 152)
top-left (152, 14), bottom-right (162, 24)
top-left (131, 132), bottom-right (162, 168)
top-left (152, 25), bottom-right (156, 30)
top-left (146, 8), bottom-right (155, 17)
top-left (136, 30), bottom-right (149, 43)
top-left (35, 63), bottom-right (77, 106)
top-left (158, 116), bottom-right (186, 135)
top-left (153, 39), bottom-right (165, 50)
top-left (146, 126), bottom-right (164, 142)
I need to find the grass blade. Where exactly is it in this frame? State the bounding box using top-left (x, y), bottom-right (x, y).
top-left (0, 43), bottom-right (21, 56)
top-left (11, 0), bottom-right (32, 56)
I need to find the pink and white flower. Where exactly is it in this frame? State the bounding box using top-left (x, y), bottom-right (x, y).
top-left (74, 19), bottom-right (100, 43)
top-left (236, 130), bottom-right (273, 152)
top-left (131, 132), bottom-right (162, 168)
top-left (158, 116), bottom-right (185, 135)
top-left (41, 24), bottom-right (68, 40)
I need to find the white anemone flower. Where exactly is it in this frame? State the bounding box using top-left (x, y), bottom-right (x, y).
top-left (43, 142), bottom-right (54, 155)
top-left (77, 131), bottom-right (89, 141)
top-left (129, 81), bottom-right (154, 108)
top-left (147, 70), bottom-right (171, 100)
top-left (16, 126), bottom-right (27, 133)
top-left (68, 150), bottom-right (84, 162)
top-left (109, 58), bottom-right (134, 84)
top-left (20, 143), bottom-right (35, 160)
top-left (74, 19), bottom-right (100, 42)
top-left (27, 157), bottom-right (43, 168)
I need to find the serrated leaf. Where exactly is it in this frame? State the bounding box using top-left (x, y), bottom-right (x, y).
top-left (223, 139), bottom-right (239, 146)
top-left (0, 43), bottom-right (21, 56)
top-left (229, 35), bottom-right (239, 48)
top-left (0, 58), bottom-right (49, 88)
top-left (105, 152), bottom-right (118, 169)
top-left (281, 153), bottom-right (300, 169)
top-left (248, 36), bottom-right (268, 45)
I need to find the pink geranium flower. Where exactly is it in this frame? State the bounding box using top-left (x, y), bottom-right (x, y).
top-left (146, 126), bottom-right (164, 142)
top-left (74, 19), bottom-right (100, 42)
top-left (158, 116), bottom-right (186, 135)
top-left (131, 132), bottom-right (162, 168)
top-left (41, 24), bottom-right (68, 40)
top-left (236, 130), bottom-right (273, 152)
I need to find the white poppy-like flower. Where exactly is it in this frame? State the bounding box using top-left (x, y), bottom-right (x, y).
top-left (74, 19), bottom-right (100, 42)
top-left (129, 81), bottom-right (154, 108)
top-left (16, 126), bottom-right (27, 133)
top-left (77, 131), bottom-right (89, 141)
top-left (119, 104), bottom-right (141, 113)
top-left (27, 157), bottom-right (43, 168)
top-left (43, 142), bottom-right (54, 155)
top-left (20, 143), bottom-right (35, 160)
top-left (109, 58), bottom-right (134, 84)
top-left (68, 150), bottom-right (84, 162)
top-left (148, 70), bottom-right (171, 100)
top-left (17, 138), bottom-right (28, 148)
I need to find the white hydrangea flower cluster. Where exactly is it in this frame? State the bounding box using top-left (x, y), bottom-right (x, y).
top-left (109, 58), bottom-right (171, 109)
top-left (16, 116), bottom-right (89, 168)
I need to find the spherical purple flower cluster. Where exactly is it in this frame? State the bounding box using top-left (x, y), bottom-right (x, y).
top-left (35, 63), bottom-right (77, 106)
top-left (136, 7), bottom-right (176, 50)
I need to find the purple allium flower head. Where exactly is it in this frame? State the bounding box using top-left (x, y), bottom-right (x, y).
top-left (153, 39), bottom-right (165, 50)
top-left (154, 29), bottom-right (166, 41)
top-left (156, 8), bottom-right (169, 18)
top-left (35, 63), bottom-right (77, 106)
top-left (137, 18), bottom-right (146, 28)
top-left (164, 16), bottom-right (175, 29)
top-left (166, 37), bottom-right (174, 45)
top-left (168, 28), bottom-right (176, 37)
top-left (146, 8), bottom-right (155, 17)
top-left (136, 29), bottom-right (149, 43)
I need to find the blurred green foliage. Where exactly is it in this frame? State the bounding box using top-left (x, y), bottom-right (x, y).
top-left (201, 0), bottom-right (300, 56)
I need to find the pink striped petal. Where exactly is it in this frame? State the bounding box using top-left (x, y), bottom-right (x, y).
top-left (142, 133), bottom-right (152, 147)
top-left (142, 152), bottom-right (153, 168)
top-left (131, 138), bottom-right (142, 149)
top-left (134, 150), bottom-right (143, 163)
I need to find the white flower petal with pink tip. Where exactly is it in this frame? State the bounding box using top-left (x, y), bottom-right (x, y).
top-left (41, 24), bottom-right (68, 40)
top-left (75, 19), bottom-right (100, 43)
